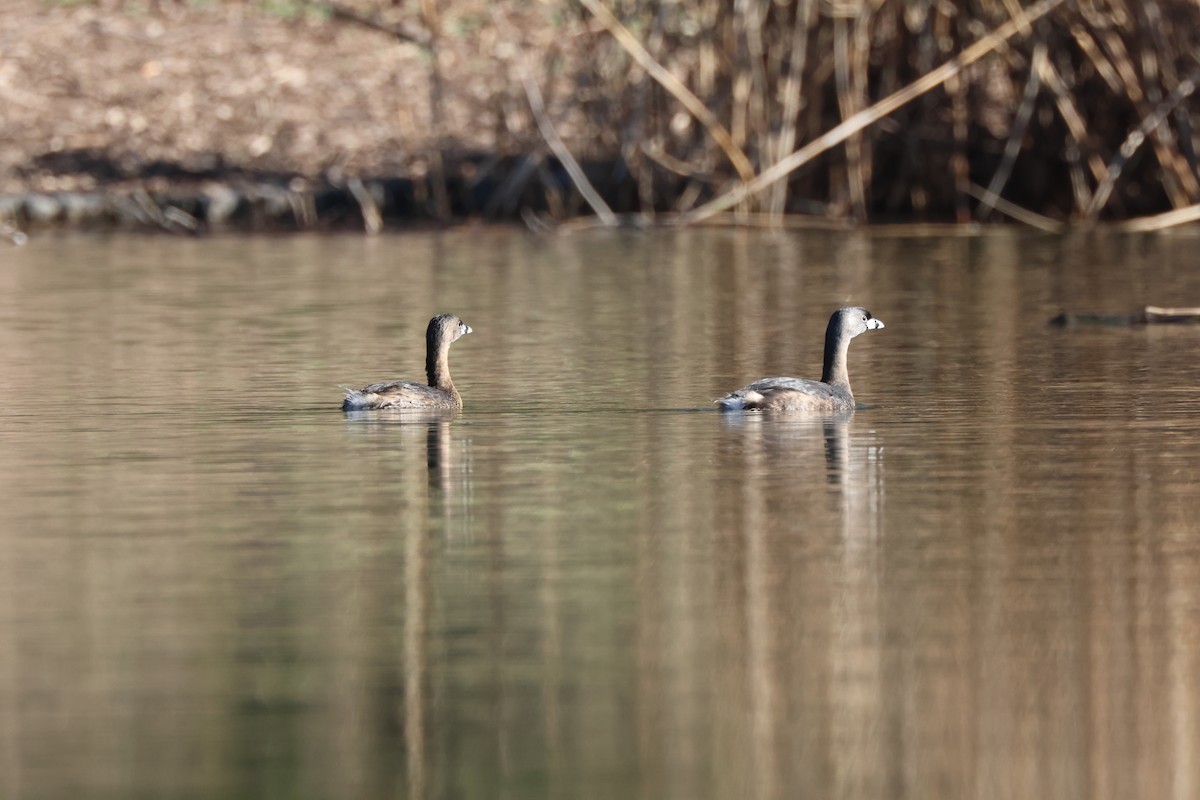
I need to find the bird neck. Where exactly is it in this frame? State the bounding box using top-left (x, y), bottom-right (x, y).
top-left (821, 323), bottom-right (852, 390)
top-left (426, 344), bottom-right (454, 391)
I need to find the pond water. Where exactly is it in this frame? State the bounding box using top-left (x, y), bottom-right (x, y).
top-left (2, 228), bottom-right (1199, 799)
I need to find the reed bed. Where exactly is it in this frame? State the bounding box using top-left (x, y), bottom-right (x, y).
top-left (563, 0), bottom-right (1200, 227)
top-left (9, 1), bottom-right (1200, 231)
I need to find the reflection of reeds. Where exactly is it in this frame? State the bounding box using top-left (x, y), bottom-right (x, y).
top-left (572, 0), bottom-right (1200, 227)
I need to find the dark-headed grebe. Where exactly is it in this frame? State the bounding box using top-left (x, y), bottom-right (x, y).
top-left (342, 313), bottom-right (473, 410)
top-left (717, 307), bottom-right (884, 412)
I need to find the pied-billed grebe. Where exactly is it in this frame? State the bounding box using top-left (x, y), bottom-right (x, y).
top-left (717, 307), bottom-right (884, 412)
top-left (341, 313), bottom-right (473, 411)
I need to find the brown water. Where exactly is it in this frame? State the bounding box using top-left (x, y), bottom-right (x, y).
top-left (1, 229), bottom-right (1199, 799)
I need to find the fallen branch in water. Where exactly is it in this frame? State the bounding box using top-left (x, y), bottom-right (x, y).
top-left (1049, 305), bottom-right (1200, 326)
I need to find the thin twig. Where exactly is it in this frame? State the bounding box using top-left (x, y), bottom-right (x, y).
top-left (577, 0), bottom-right (757, 184)
top-left (680, 0), bottom-right (1066, 225)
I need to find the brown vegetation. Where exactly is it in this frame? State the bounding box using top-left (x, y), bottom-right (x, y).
top-left (3, 0), bottom-right (1200, 232)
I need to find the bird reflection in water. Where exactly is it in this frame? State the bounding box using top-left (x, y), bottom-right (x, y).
top-left (718, 410), bottom-right (857, 485)
top-left (341, 407), bottom-right (471, 534)
top-left (341, 406), bottom-right (471, 800)
top-left (713, 408), bottom-right (888, 797)
top-left (717, 409), bottom-right (885, 540)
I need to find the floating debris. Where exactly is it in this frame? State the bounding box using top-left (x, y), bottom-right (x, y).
top-left (1049, 306), bottom-right (1200, 326)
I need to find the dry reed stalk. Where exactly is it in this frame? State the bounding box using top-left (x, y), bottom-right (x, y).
top-left (1129, 38), bottom-right (1198, 204)
top-left (1116, 203), bottom-right (1200, 232)
top-left (419, 0), bottom-right (451, 221)
top-left (1068, 24), bottom-right (1123, 93)
top-left (640, 142), bottom-right (712, 179)
top-left (577, 0), bottom-right (757, 184)
top-left (834, 12), bottom-right (866, 221)
top-left (1084, 69), bottom-right (1200, 220)
top-left (948, 71), bottom-right (969, 224)
top-left (851, 7), bottom-right (874, 214)
top-left (347, 176), bottom-right (382, 234)
top-left (491, 7), bottom-right (617, 226)
top-left (675, 180), bottom-right (703, 213)
top-left (1099, 29), bottom-right (1145, 103)
top-left (631, 8), bottom-right (666, 220)
top-left (1001, 0), bottom-right (1031, 35)
top-left (765, 0), bottom-right (812, 219)
top-left (1140, 2), bottom-right (1174, 72)
top-left (535, 162), bottom-right (569, 218)
top-left (744, 0), bottom-right (770, 216)
top-left (1035, 52), bottom-right (1108, 185)
top-left (976, 42), bottom-right (1045, 221)
top-left (1088, 16), bottom-right (1196, 206)
top-left (1032, 54), bottom-right (1093, 210)
top-left (966, 182), bottom-right (1064, 232)
top-left (729, 2), bottom-right (751, 162)
top-left (681, 0), bottom-right (1068, 224)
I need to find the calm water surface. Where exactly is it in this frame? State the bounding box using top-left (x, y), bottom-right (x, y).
top-left (2, 229), bottom-right (1200, 799)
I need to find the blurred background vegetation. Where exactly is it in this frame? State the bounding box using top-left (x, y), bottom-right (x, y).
top-left (5, 0), bottom-right (1200, 228)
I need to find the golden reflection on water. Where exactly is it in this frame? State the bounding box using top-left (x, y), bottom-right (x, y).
top-left (1, 231), bottom-right (1200, 798)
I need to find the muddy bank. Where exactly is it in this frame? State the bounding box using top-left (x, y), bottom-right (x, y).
top-left (0, 153), bottom-right (657, 239)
